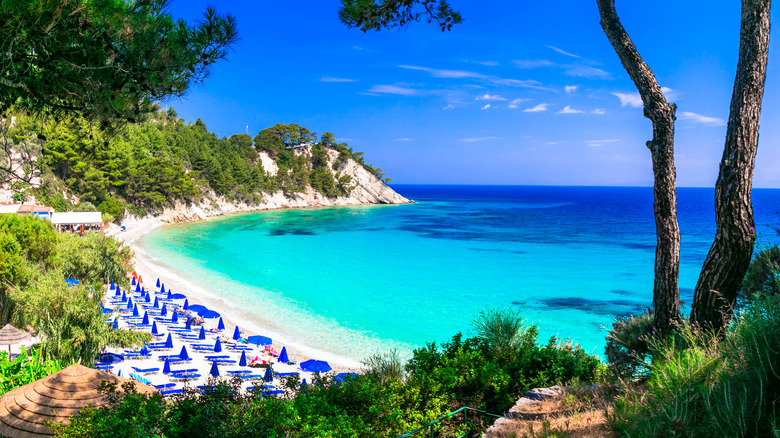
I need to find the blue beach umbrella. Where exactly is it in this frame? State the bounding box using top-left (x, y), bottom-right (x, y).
top-left (299, 360), bottom-right (331, 373)
top-left (163, 358), bottom-right (171, 374)
top-left (64, 278), bottom-right (80, 286)
top-left (160, 284), bottom-right (166, 295)
top-left (153, 296), bottom-right (159, 309)
top-left (198, 326), bottom-right (206, 340)
top-left (117, 369), bottom-right (122, 377)
top-left (198, 310), bottom-right (220, 319)
top-left (110, 280), bottom-right (115, 290)
top-left (171, 311), bottom-right (178, 324)
top-left (140, 345), bottom-right (150, 356)
top-left (264, 366), bottom-right (273, 382)
top-left (125, 298), bottom-right (133, 310)
top-left (217, 317), bottom-right (225, 331)
top-left (121, 290), bottom-right (126, 302)
top-left (112, 318), bottom-right (119, 330)
top-left (114, 287), bottom-right (121, 297)
top-left (232, 326), bottom-right (241, 341)
top-left (209, 361), bottom-right (219, 377)
top-left (239, 350), bottom-right (247, 367)
top-left (333, 373), bottom-right (358, 383)
top-left (214, 337), bottom-right (222, 353)
top-left (185, 317), bottom-right (191, 331)
top-left (145, 292), bottom-right (151, 303)
top-left (179, 345), bottom-right (190, 361)
top-left (132, 304), bottom-right (140, 318)
top-left (131, 277), bottom-right (136, 286)
top-left (168, 292), bottom-right (186, 300)
top-left (278, 347), bottom-right (289, 364)
top-left (135, 283), bottom-right (141, 293)
top-left (142, 311), bottom-right (149, 325)
top-left (183, 299), bottom-right (189, 310)
top-left (156, 278), bottom-right (161, 288)
top-left (161, 304), bottom-right (168, 316)
top-left (301, 378), bottom-right (308, 388)
top-left (188, 304), bottom-right (208, 313)
top-left (151, 321), bottom-right (160, 336)
top-left (165, 333), bottom-right (173, 349)
top-left (247, 335), bottom-right (272, 346)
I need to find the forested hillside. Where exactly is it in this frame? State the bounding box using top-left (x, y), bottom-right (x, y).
top-left (1, 109), bottom-right (391, 219)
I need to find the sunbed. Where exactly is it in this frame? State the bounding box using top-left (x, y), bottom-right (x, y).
top-left (131, 366), bottom-right (159, 374)
top-left (161, 388), bottom-right (184, 396)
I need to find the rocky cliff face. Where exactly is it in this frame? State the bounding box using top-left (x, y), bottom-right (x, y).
top-left (120, 145), bottom-right (410, 227)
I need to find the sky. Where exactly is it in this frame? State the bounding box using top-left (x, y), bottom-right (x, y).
top-left (165, 1), bottom-right (780, 187)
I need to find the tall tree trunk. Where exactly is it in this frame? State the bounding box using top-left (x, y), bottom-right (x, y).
top-left (596, 0), bottom-right (680, 333)
top-left (691, 0), bottom-right (771, 329)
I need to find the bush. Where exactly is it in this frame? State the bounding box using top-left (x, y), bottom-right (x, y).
top-left (98, 196), bottom-right (126, 219)
top-left (604, 311), bottom-right (654, 380)
top-left (741, 244), bottom-right (780, 298)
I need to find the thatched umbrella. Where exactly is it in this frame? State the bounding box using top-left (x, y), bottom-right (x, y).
top-left (0, 325), bottom-right (31, 356)
top-left (0, 363), bottom-right (157, 437)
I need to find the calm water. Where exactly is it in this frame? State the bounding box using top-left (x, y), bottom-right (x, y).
top-left (139, 186), bottom-right (780, 361)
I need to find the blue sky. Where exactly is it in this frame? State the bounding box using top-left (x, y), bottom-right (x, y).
top-left (166, 1), bottom-right (780, 187)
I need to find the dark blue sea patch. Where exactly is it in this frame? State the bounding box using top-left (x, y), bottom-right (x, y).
top-left (611, 289), bottom-right (633, 296)
top-left (291, 229), bottom-right (317, 236)
top-left (269, 229), bottom-right (286, 236)
top-left (537, 297), bottom-right (646, 317)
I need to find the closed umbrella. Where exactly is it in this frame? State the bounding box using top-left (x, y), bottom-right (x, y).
top-left (131, 277), bottom-right (136, 286)
top-left (145, 292), bottom-right (151, 303)
top-left (138, 275), bottom-right (144, 284)
top-left (232, 326), bottom-right (241, 341)
top-left (114, 287), bottom-right (120, 297)
top-left (161, 283), bottom-right (166, 294)
top-left (166, 288), bottom-right (172, 300)
top-left (299, 359), bottom-right (331, 373)
top-left (264, 365), bottom-right (273, 382)
top-left (142, 311), bottom-right (149, 325)
top-left (171, 311), bottom-right (178, 324)
top-left (151, 321), bottom-right (160, 336)
top-left (112, 318), bottom-right (119, 330)
top-left (153, 296), bottom-right (159, 309)
top-left (209, 361), bottom-right (219, 377)
top-left (183, 299), bottom-right (189, 310)
top-left (156, 278), bottom-right (161, 288)
top-left (125, 298), bottom-right (133, 310)
top-left (179, 345), bottom-right (190, 361)
top-left (217, 317), bottom-right (225, 331)
top-left (163, 358), bottom-right (171, 374)
top-left (185, 317), bottom-right (191, 331)
top-left (140, 345), bottom-right (150, 357)
top-left (278, 347), bottom-right (289, 364)
top-left (198, 326), bottom-right (206, 340)
top-left (110, 280), bottom-right (116, 290)
top-left (161, 304), bottom-right (168, 316)
top-left (132, 304), bottom-right (139, 318)
top-left (214, 338), bottom-right (222, 353)
top-left (239, 350), bottom-right (247, 367)
top-left (121, 290), bottom-right (126, 302)
top-left (135, 283), bottom-right (141, 293)
top-left (164, 333), bottom-right (173, 349)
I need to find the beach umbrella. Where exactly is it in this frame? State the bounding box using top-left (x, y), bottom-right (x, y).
top-left (164, 333), bottom-right (173, 349)
top-left (117, 369), bottom-right (122, 377)
top-left (278, 347), bottom-right (289, 364)
top-left (214, 337), bottom-right (222, 353)
top-left (156, 278), bottom-right (161, 288)
top-left (179, 345), bottom-right (190, 361)
top-left (209, 361), bottom-right (219, 377)
top-left (163, 358), bottom-right (171, 374)
top-left (183, 299), bottom-right (189, 310)
top-left (98, 352), bottom-right (124, 364)
top-left (171, 311), bottom-right (178, 324)
top-left (168, 292), bottom-right (187, 300)
top-left (138, 275), bottom-right (144, 284)
top-left (140, 345), bottom-right (150, 356)
top-left (153, 296), bottom-right (159, 309)
top-left (264, 365), bottom-right (273, 383)
top-left (217, 317), bottom-right (225, 331)
top-left (185, 317), bottom-right (191, 331)
top-left (121, 290), bottom-right (126, 302)
top-left (110, 280), bottom-right (115, 290)
top-left (300, 359), bottom-right (331, 373)
top-left (145, 291), bottom-right (151, 303)
top-left (199, 309), bottom-right (220, 319)
top-left (135, 283), bottom-right (141, 293)
top-left (151, 321), bottom-right (160, 336)
top-left (160, 283), bottom-right (166, 294)
top-left (0, 324), bottom-right (31, 356)
top-left (114, 288), bottom-right (121, 297)
top-left (112, 318), bottom-right (119, 330)
top-left (188, 304), bottom-right (208, 314)
top-left (131, 277), bottom-right (136, 286)
top-left (0, 364), bottom-right (156, 437)
top-left (333, 373), bottom-right (358, 383)
top-left (64, 278), bottom-right (80, 286)
top-left (198, 326), bottom-right (206, 341)
top-left (247, 335), bottom-right (272, 346)
top-left (133, 304), bottom-right (140, 318)
top-left (161, 304), bottom-right (168, 316)
top-left (125, 298), bottom-right (133, 310)
top-left (232, 326), bottom-right (241, 341)
top-left (239, 350), bottom-right (247, 367)
top-left (301, 378), bottom-right (308, 388)
top-left (142, 311), bottom-right (149, 325)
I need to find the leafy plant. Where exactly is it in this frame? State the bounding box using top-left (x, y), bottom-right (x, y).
top-left (0, 346), bottom-right (63, 396)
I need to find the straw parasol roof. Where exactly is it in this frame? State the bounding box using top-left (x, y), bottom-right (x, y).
top-left (0, 325), bottom-right (31, 346)
top-left (0, 363), bottom-right (157, 437)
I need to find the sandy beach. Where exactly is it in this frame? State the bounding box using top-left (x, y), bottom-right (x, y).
top-left (105, 215), bottom-right (362, 390)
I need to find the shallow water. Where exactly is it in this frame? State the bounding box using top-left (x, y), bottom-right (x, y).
top-left (139, 185), bottom-right (780, 361)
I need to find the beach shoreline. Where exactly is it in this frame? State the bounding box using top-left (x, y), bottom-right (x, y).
top-left (114, 214), bottom-right (364, 374)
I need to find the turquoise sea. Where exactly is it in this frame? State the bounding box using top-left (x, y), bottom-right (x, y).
top-left (139, 185), bottom-right (780, 362)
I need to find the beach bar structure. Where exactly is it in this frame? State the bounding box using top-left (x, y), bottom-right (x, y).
top-left (0, 204), bottom-right (55, 220)
top-left (50, 212), bottom-right (103, 234)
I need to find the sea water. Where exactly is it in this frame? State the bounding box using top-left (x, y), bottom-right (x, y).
top-left (139, 186), bottom-right (780, 361)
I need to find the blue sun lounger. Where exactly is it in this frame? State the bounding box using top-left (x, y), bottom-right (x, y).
top-left (208, 359), bottom-right (237, 365)
top-left (204, 355), bottom-right (230, 360)
top-left (153, 383), bottom-right (177, 390)
top-left (227, 370), bottom-right (252, 375)
top-left (276, 372), bottom-right (300, 377)
top-left (131, 367), bottom-right (159, 374)
top-left (161, 388), bottom-right (184, 396)
top-left (170, 373), bottom-right (201, 380)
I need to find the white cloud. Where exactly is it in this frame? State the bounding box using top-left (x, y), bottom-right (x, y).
top-left (564, 64), bottom-right (611, 79)
top-left (584, 139), bottom-right (621, 147)
top-left (461, 136), bottom-right (503, 142)
top-left (395, 138), bottom-right (415, 142)
top-left (366, 85), bottom-right (420, 96)
top-left (612, 92), bottom-right (643, 108)
top-left (548, 45), bottom-right (582, 59)
top-left (680, 112), bottom-right (726, 126)
top-left (546, 141), bottom-right (568, 145)
top-left (320, 76), bottom-right (358, 82)
top-left (523, 103), bottom-right (550, 112)
top-left (481, 104), bottom-right (492, 110)
top-left (508, 98), bottom-right (530, 109)
top-left (476, 94), bottom-right (507, 101)
top-left (592, 108), bottom-right (606, 115)
top-left (565, 85), bottom-right (578, 93)
top-left (556, 105), bottom-right (584, 114)
top-left (398, 65), bottom-right (550, 91)
top-left (513, 59), bottom-right (556, 69)
top-left (442, 104), bottom-right (456, 110)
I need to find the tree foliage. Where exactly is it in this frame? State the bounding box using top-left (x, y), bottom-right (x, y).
top-left (0, 0), bottom-right (237, 131)
top-left (339, 0), bottom-right (462, 31)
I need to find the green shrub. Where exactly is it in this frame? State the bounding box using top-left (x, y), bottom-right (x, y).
top-left (742, 244), bottom-right (780, 298)
top-left (0, 346), bottom-right (63, 396)
top-left (604, 311), bottom-right (654, 380)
